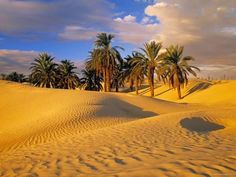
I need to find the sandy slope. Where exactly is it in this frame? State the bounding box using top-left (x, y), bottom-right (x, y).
top-left (137, 80), bottom-right (236, 107)
top-left (0, 80), bottom-right (236, 177)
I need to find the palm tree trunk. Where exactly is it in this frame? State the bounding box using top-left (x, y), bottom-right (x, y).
top-left (106, 67), bottom-right (111, 92)
top-left (103, 68), bottom-right (107, 92)
top-left (135, 76), bottom-right (139, 95)
top-left (174, 71), bottom-right (182, 99)
top-left (177, 85), bottom-right (181, 99)
top-left (115, 82), bottom-right (119, 92)
top-left (149, 67), bottom-right (155, 97)
top-left (130, 79), bottom-right (134, 91)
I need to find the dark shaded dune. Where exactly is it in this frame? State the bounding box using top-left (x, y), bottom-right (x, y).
top-left (180, 117), bottom-right (225, 132)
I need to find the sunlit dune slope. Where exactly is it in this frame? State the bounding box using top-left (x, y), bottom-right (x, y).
top-left (0, 80), bottom-right (190, 152)
top-left (0, 80), bottom-right (236, 177)
top-left (137, 79), bottom-right (236, 106)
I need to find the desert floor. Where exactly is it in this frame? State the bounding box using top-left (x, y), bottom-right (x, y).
top-left (0, 80), bottom-right (236, 177)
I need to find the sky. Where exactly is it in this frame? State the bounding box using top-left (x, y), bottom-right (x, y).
top-left (0, 0), bottom-right (236, 79)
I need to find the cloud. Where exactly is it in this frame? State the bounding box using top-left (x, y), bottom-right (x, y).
top-left (198, 65), bottom-right (236, 79)
top-left (0, 0), bottom-right (112, 39)
top-left (114, 15), bottom-right (136, 23)
top-left (111, 1), bottom-right (236, 78)
top-left (134, 0), bottom-right (155, 3)
top-left (144, 0), bottom-right (236, 65)
top-left (112, 15), bottom-right (160, 44)
top-left (0, 50), bottom-right (39, 74)
top-left (0, 49), bottom-right (85, 74)
top-left (59, 26), bottom-right (98, 41)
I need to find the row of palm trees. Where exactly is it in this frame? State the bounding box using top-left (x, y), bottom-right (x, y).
top-left (0, 72), bottom-right (26, 83)
top-left (1, 33), bottom-right (200, 99)
top-left (85, 33), bottom-right (200, 99)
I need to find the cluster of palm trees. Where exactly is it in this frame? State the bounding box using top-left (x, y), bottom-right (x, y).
top-left (29, 53), bottom-right (79, 89)
top-left (85, 33), bottom-right (123, 92)
top-left (0, 32), bottom-right (200, 99)
top-left (85, 33), bottom-right (200, 99)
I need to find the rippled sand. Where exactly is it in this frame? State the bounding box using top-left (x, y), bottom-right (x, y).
top-left (0, 80), bottom-right (235, 177)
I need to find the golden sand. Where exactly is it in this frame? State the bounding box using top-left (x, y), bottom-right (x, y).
top-left (0, 80), bottom-right (236, 177)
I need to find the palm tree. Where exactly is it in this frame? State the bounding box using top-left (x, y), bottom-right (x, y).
top-left (133, 41), bottom-right (162, 97)
top-left (6, 72), bottom-right (26, 83)
top-left (161, 45), bottom-right (200, 99)
top-left (94, 33), bottom-right (123, 92)
top-left (0, 73), bottom-right (7, 80)
top-left (80, 69), bottom-right (103, 91)
top-left (111, 61), bottom-right (126, 92)
top-left (126, 53), bottom-right (146, 95)
top-left (86, 49), bottom-right (105, 91)
top-left (58, 60), bottom-right (79, 89)
top-left (30, 53), bottom-right (57, 88)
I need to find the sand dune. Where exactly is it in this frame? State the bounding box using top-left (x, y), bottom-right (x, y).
top-left (138, 79), bottom-right (236, 107)
top-left (0, 80), bottom-right (236, 177)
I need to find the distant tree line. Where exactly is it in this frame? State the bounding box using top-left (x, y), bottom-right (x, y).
top-left (0, 33), bottom-right (200, 99)
top-left (1, 72), bottom-right (27, 83)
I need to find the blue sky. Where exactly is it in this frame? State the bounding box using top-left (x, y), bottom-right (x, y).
top-left (0, 0), bottom-right (236, 78)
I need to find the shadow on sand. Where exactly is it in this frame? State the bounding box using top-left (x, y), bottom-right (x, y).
top-left (183, 82), bottom-right (213, 98)
top-left (95, 97), bottom-right (158, 119)
top-left (139, 85), bottom-right (162, 96)
top-left (180, 117), bottom-right (224, 132)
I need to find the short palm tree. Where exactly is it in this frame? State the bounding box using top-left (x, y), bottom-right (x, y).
top-left (86, 49), bottom-right (105, 90)
top-left (6, 72), bottom-right (26, 83)
top-left (80, 69), bottom-right (103, 91)
top-left (94, 33), bottom-right (123, 92)
top-left (133, 41), bottom-right (162, 97)
top-left (58, 60), bottom-right (79, 89)
top-left (0, 73), bottom-right (7, 80)
top-left (30, 53), bottom-right (57, 88)
top-left (161, 45), bottom-right (200, 99)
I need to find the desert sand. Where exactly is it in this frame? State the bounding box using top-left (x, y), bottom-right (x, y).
top-left (0, 80), bottom-right (236, 177)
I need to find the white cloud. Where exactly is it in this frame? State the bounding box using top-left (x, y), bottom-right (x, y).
top-left (141, 16), bottom-right (154, 24)
top-left (144, 0), bottom-right (236, 66)
top-left (0, 50), bottom-right (39, 74)
top-left (114, 15), bottom-right (136, 23)
top-left (59, 26), bottom-right (98, 41)
top-left (153, 2), bottom-right (168, 8)
top-left (113, 15), bottom-right (160, 44)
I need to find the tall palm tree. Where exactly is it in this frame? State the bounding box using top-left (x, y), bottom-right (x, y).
top-left (80, 69), bottom-right (103, 91)
top-left (133, 41), bottom-right (162, 97)
top-left (30, 53), bottom-right (57, 88)
top-left (161, 45), bottom-right (200, 99)
top-left (58, 60), bottom-right (79, 89)
top-left (94, 33), bottom-right (123, 92)
top-left (126, 53), bottom-right (146, 95)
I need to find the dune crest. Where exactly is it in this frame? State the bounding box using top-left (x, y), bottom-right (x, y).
top-left (0, 80), bottom-right (236, 177)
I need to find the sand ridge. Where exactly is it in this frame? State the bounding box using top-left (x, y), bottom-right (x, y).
top-left (0, 80), bottom-right (236, 177)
